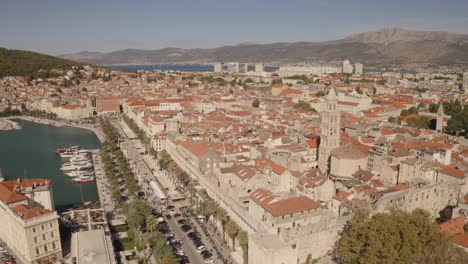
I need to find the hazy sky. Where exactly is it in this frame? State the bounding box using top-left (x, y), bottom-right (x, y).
top-left (1, 0), bottom-right (467, 55)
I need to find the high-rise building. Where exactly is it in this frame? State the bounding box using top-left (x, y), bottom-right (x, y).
top-left (213, 62), bottom-right (223, 73)
top-left (463, 72), bottom-right (468, 93)
top-left (226, 62), bottom-right (240, 73)
top-left (318, 87), bottom-right (341, 174)
top-left (255, 63), bottom-right (264, 73)
top-left (0, 179), bottom-right (62, 264)
top-left (239, 63), bottom-right (248, 73)
top-left (355, 63), bottom-right (363, 75)
top-left (342, 59), bottom-right (353, 74)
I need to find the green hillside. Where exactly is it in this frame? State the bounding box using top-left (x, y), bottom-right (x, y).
top-left (0, 47), bottom-right (81, 78)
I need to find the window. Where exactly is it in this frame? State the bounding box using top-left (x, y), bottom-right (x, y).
top-left (49, 223), bottom-right (53, 228)
top-left (52, 242), bottom-right (56, 250)
top-left (41, 225), bottom-right (44, 231)
top-left (34, 237), bottom-right (37, 243)
top-left (51, 232), bottom-right (54, 238)
top-left (44, 245), bottom-right (48, 252)
top-left (33, 227), bottom-right (36, 233)
top-left (43, 234), bottom-right (46, 241)
top-left (36, 248), bottom-right (40, 256)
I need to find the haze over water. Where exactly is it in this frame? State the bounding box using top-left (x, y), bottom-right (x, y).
top-left (0, 119), bottom-right (100, 210)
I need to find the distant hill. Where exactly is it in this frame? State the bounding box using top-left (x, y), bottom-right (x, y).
top-left (59, 28), bottom-right (468, 67)
top-left (0, 48), bottom-right (81, 78)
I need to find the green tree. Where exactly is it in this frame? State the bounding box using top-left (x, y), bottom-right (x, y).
top-left (226, 220), bottom-right (239, 248)
top-left (355, 86), bottom-right (363, 94)
top-left (315, 91), bottom-right (325, 97)
top-left (252, 98), bottom-right (260, 108)
top-left (333, 209), bottom-right (468, 264)
top-left (429, 103), bottom-right (439, 113)
top-left (238, 230), bottom-right (249, 264)
top-left (294, 101), bottom-right (316, 112)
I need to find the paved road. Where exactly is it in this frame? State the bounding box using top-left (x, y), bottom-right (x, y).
top-left (112, 119), bottom-right (223, 264)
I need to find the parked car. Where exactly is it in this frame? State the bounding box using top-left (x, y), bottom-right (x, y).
top-left (181, 224), bottom-right (192, 232)
top-left (196, 245), bottom-right (206, 253)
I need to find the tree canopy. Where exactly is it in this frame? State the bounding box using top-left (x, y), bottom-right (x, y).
top-left (0, 47), bottom-right (81, 78)
top-left (294, 101), bottom-right (317, 112)
top-left (333, 209), bottom-right (468, 264)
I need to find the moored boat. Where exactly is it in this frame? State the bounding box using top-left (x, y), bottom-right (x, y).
top-left (56, 146), bottom-right (79, 155)
top-left (73, 176), bottom-right (94, 183)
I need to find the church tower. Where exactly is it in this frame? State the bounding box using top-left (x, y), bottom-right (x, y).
top-left (318, 87), bottom-right (341, 174)
top-left (436, 103), bottom-right (444, 133)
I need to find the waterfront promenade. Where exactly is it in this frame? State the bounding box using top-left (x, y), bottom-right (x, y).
top-left (91, 150), bottom-right (115, 213)
top-left (9, 116), bottom-right (105, 142)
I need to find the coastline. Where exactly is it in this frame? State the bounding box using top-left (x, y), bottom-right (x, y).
top-left (0, 118), bottom-right (21, 131)
top-left (9, 116), bottom-right (105, 143)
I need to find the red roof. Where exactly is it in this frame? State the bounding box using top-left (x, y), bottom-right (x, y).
top-left (453, 234), bottom-right (468, 248)
top-left (249, 188), bottom-right (321, 217)
top-left (0, 179), bottom-right (51, 204)
top-left (11, 204), bottom-right (52, 220)
top-left (439, 215), bottom-right (465, 236)
top-left (333, 191), bottom-right (352, 202)
top-left (391, 183), bottom-right (411, 191)
top-left (180, 141), bottom-right (210, 157)
top-left (305, 139), bottom-right (318, 148)
top-left (439, 165), bottom-right (465, 179)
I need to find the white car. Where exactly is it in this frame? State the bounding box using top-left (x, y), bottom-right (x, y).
top-left (196, 245), bottom-right (206, 253)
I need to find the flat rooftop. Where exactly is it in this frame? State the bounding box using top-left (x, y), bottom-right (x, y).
top-left (72, 229), bottom-right (112, 264)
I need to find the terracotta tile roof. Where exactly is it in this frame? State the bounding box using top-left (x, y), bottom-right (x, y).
top-left (255, 159), bottom-right (287, 175)
top-left (180, 141), bottom-right (210, 157)
top-left (11, 204), bottom-right (52, 220)
top-left (0, 184), bottom-right (27, 204)
top-left (305, 139), bottom-right (318, 148)
top-left (453, 234), bottom-right (468, 248)
top-left (439, 165), bottom-right (465, 179)
top-left (439, 216), bottom-right (465, 236)
top-left (0, 179), bottom-right (51, 204)
top-left (333, 191), bottom-right (352, 202)
top-left (249, 188), bottom-right (321, 217)
top-left (391, 183), bottom-right (411, 191)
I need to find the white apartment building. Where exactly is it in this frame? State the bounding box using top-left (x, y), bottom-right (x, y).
top-left (213, 62), bottom-right (223, 73)
top-left (355, 63), bottom-right (363, 75)
top-left (0, 179), bottom-right (62, 264)
top-left (342, 59), bottom-right (354, 74)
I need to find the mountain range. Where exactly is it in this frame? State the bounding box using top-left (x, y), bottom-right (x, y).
top-left (60, 28), bottom-right (468, 67)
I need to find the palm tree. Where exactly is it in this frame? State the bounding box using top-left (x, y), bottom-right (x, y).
top-left (146, 215), bottom-right (156, 234)
top-left (238, 230), bottom-right (248, 264)
top-left (186, 182), bottom-right (197, 205)
top-left (226, 220), bottom-right (239, 249)
top-left (217, 209), bottom-right (229, 241)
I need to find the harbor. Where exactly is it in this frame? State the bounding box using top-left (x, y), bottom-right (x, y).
top-left (0, 119), bottom-right (100, 210)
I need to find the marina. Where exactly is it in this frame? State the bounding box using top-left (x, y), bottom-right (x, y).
top-left (57, 146), bottom-right (96, 183)
top-left (0, 119), bottom-right (100, 210)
